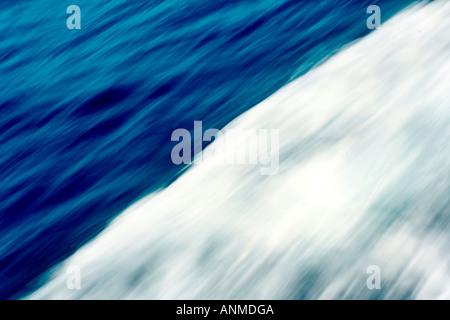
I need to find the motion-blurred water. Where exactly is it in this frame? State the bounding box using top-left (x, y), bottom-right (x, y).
top-left (1, 0), bottom-right (446, 299)
top-left (29, 0), bottom-right (450, 299)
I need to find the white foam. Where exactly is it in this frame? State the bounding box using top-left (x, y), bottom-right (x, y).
top-left (29, 0), bottom-right (450, 299)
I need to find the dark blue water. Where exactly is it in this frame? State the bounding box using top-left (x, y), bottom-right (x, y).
top-left (0, 0), bottom-right (415, 299)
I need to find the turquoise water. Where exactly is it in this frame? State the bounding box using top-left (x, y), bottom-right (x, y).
top-left (0, 0), bottom-right (420, 299)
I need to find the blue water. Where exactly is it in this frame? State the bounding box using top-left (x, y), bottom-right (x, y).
top-left (0, 0), bottom-right (417, 299)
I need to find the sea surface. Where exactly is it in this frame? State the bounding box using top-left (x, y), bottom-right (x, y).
top-left (1, 0), bottom-right (448, 299)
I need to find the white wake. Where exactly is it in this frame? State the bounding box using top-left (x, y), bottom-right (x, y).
top-left (30, 1), bottom-right (450, 299)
